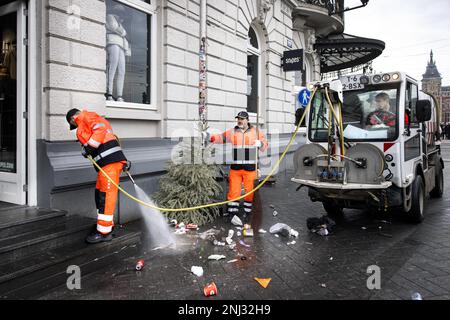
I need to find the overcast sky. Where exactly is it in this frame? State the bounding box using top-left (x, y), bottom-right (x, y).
top-left (344, 0), bottom-right (450, 86)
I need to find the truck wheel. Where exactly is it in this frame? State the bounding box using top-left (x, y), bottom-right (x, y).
top-left (430, 161), bottom-right (444, 198)
top-left (408, 175), bottom-right (425, 223)
top-left (323, 201), bottom-right (343, 217)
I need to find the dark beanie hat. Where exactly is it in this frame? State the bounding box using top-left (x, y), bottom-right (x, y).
top-left (66, 108), bottom-right (80, 130)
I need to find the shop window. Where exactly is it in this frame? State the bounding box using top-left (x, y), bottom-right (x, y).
top-left (0, 12), bottom-right (16, 173)
top-left (105, 0), bottom-right (154, 108)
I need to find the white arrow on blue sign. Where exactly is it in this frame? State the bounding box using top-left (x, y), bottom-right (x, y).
top-left (298, 88), bottom-right (311, 108)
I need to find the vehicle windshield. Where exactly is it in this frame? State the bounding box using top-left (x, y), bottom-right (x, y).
top-left (308, 83), bottom-right (400, 142)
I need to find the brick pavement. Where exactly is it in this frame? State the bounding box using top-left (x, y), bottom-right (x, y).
top-left (39, 144), bottom-right (450, 300)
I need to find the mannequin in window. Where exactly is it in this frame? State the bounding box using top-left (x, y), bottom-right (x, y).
top-left (106, 4), bottom-right (131, 102)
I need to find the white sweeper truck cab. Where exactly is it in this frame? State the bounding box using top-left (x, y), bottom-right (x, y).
top-left (291, 72), bottom-right (444, 222)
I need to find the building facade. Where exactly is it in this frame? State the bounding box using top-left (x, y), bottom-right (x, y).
top-left (441, 86), bottom-right (450, 124)
top-left (421, 50), bottom-right (450, 123)
top-left (0, 0), bottom-right (356, 222)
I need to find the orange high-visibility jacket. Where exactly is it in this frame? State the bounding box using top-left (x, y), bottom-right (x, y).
top-left (211, 125), bottom-right (268, 171)
top-left (75, 110), bottom-right (127, 168)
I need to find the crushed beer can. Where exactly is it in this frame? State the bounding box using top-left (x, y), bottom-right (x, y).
top-left (176, 222), bottom-right (185, 229)
top-left (203, 282), bottom-right (218, 297)
top-left (135, 259), bottom-right (145, 271)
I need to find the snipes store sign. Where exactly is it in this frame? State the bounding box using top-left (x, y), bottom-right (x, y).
top-left (282, 49), bottom-right (304, 72)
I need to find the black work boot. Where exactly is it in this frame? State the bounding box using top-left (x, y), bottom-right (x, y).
top-left (85, 231), bottom-right (113, 244)
top-left (90, 224), bottom-right (116, 236)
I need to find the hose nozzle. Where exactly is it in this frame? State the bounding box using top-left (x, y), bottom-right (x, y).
top-left (126, 171), bottom-right (136, 185)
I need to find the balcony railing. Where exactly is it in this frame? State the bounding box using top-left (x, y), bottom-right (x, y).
top-left (300, 0), bottom-right (345, 19)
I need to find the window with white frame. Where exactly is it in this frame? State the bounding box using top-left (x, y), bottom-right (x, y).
top-left (105, 0), bottom-right (155, 108)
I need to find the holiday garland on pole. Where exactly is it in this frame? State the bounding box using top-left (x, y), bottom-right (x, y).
top-left (154, 0), bottom-right (224, 226)
top-left (199, 35), bottom-right (207, 130)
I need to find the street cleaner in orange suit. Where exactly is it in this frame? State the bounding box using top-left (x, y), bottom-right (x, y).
top-left (204, 111), bottom-right (268, 218)
top-left (66, 108), bottom-right (130, 244)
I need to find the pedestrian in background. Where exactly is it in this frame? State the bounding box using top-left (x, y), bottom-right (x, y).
top-left (446, 123), bottom-right (450, 140)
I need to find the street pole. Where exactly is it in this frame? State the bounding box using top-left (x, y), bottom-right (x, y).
top-left (199, 0), bottom-right (207, 132)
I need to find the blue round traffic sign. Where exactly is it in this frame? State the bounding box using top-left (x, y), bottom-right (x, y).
top-left (298, 88), bottom-right (311, 108)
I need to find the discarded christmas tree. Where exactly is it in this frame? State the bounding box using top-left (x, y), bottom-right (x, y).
top-left (153, 134), bottom-right (223, 226)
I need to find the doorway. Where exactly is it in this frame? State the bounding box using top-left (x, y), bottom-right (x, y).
top-left (0, 1), bottom-right (26, 205)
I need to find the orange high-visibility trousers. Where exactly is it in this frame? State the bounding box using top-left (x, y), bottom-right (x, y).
top-left (95, 162), bottom-right (123, 234)
top-left (227, 169), bottom-right (257, 215)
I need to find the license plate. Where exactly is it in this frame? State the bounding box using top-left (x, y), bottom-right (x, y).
top-left (341, 75), bottom-right (364, 91)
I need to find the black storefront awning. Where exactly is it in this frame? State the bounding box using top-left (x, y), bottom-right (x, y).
top-left (314, 33), bottom-right (385, 73)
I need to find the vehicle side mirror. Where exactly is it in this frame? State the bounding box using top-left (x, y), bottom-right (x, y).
top-left (416, 100), bottom-right (432, 122)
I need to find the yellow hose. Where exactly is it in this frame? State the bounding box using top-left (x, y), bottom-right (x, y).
top-left (338, 102), bottom-right (345, 157)
top-left (87, 88), bottom-right (318, 212)
top-left (327, 91), bottom-right (332, 142)
top-left (324, 87), bottom-right (345, 158)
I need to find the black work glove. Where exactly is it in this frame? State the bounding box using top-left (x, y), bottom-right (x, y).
top-left (81, 145), bottom-right (96, 158)
top-left (123, 160), bottom-right (132, 172)
top-left (201, 131), bottom-right (211, 145)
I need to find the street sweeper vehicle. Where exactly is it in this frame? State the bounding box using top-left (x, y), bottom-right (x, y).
top-left (292, 72), bottom-right (444, 222)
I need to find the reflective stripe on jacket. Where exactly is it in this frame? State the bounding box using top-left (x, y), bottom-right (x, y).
top-left (75, 110), bottom-right (127, 169)
top-left (211, 125), bottom-right (268, 171)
